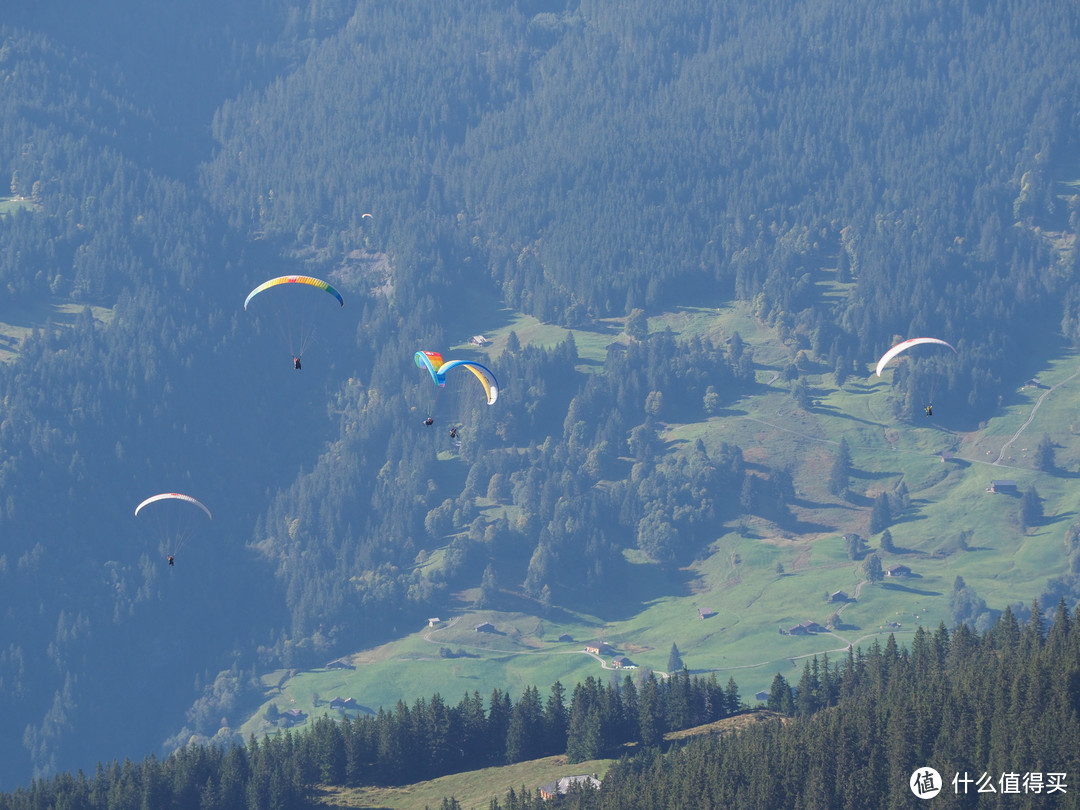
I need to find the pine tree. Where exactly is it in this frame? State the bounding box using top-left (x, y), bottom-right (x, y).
top-left (879, 529), bottom-right (895, 554)
top-left (1035, 434), bottom-right (1055, 472)
top-left (1020, 486), bottom-right (1042, 531)
top-left (828, 438), bottom-right (851, 496)
top-left (869, 493), bottom-right (892, 533)
top-left (667, 643), bottom-right (684, 673)
top-left (724, 676), bottom-right (740, 715)
top-left (542, 681), bottom-right (568, 755)
top-left (638, 675), bottom-right (664, 746)
top-left (863, 553), bottom-right (883, 584)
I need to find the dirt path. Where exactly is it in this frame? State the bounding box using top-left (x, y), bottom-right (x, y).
top-left (992, 365), bottom-right (1080, 465)
top-left (740, 416), bottom-right (838, 445)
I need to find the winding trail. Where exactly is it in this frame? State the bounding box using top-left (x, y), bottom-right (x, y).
top-left (992, 365), bottom-right (1080, 465)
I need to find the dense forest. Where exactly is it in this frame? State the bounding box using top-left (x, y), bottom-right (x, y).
top-left (1, 0), bottom-right (1079, 789)
top-left (2, 601), bottom-right (1077, 808)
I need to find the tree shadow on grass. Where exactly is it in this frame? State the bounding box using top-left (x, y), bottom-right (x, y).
top-left (560, 563), bottom-right (698, 624)
top-left (879, 581), bottom-right (942, 597)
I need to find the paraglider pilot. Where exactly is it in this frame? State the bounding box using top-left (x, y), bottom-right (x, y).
top-left (925, 404), bottom-right (933, 417)
top-left (167, 555), bottom-right (175, 566)
top-left (293, 356), bottom-right (302, 370)
top-left (449, 426), bottom-right (458, 439)
top-left (424, 417), bottom-right (434, 426)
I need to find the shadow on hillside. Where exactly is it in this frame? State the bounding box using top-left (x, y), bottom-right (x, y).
top-left (942, 457), bottom-right (971, 469)
top-left (562, 564), bottom-right (698, 624)
top-left (0, 298), bottom-right (84, 330)
top-left (881, 541), bottom-right (928, 555)
top-left (844, 492), bottom-right (873, 507)
top-left (713, 406), bottom-right (750, 420)
top-left (1049, 468), bottom-right (1080, 480)
top-left (849, 468), bottom-right (898, 481)
top-left (830, 621), bottom-right (861, 632)
top-left (879, 582), bottom-right (941, 597)
top-left (842, 381), bottom-right (877, 395)
top-left (1027, 510), bottom-right (1075, 530)
top-left (773, 514), bottom-right (835, 535)
top-left (813, 404), bottom-right (883, 428)
top-left (888, 512), bottom-right (928, 528)
top-left (481, 589), bottom-right (580, 626)
top-left (789, 495), bottom-right (858, 512)
top-left (575, 355), bottom-right (604, 369)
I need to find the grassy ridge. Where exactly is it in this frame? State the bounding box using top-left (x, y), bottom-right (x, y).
top-left (237, 299), bottom-right (1080, 744)
top-left (312, 753), bottom-right (614, 809)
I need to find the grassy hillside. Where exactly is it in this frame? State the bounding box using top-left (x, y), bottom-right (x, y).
top-left (311, 711), bottom-right (782, 809)
top-left (312, 753), bottom-right (613, 810)
top-left (235, 298), bottom-right (1080, 740)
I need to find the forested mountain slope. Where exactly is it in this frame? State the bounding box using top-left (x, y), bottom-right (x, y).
top-left (202, 0), bottom-right (1080, 413)
top-left (0, 0), bottom-right (1078, 790)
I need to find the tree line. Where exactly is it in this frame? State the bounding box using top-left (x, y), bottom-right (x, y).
top-left (0, 666), bottom-right (743, 808)
top-left (4, 599), bottom-right (1079, 808)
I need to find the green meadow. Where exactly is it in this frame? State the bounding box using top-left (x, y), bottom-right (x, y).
top-left (0, 195), bottom-right (35, 216)
top-left (0, 300), bottom-right (114, 362)
top-left (238, 297), bottom-right (1080, 741)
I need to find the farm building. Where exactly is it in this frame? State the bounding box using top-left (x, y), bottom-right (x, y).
top-left (539, 775), bottom-right (601, 800)
top-left (279, 709), bottom-right (307, 727)
top-left (986, 479), bottom-right (1017, 493)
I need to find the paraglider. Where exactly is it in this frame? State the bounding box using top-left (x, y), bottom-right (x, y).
top-left (414, 350), bottom-right (499, 405)
top-left (135, 492), bottom-right (212, 565)
top-left (875, 338), bottom-right (957, 377)
top-left (415, 350), bottom-right (498, 431)
top-left (243, 275), bottom-right (344, 310)
top-left (876, 338), bottom-right (957, 418)
top-left (244, 275), bottom-right (343, 368)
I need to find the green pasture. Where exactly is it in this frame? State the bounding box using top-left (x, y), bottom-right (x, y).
top-left (0, 301), bottom-right (114, 362)
top-left (237, 300), bottom-right (1080, 737)
top-left (237, 612), bottom-right (613, 740)
top-left (0, 195), bottom-right (35, 216)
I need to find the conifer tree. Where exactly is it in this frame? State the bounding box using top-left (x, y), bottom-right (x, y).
top-left (667, 643), bottom-right (684, 673)
top-left (828, 438), bottom-right (851, 497)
